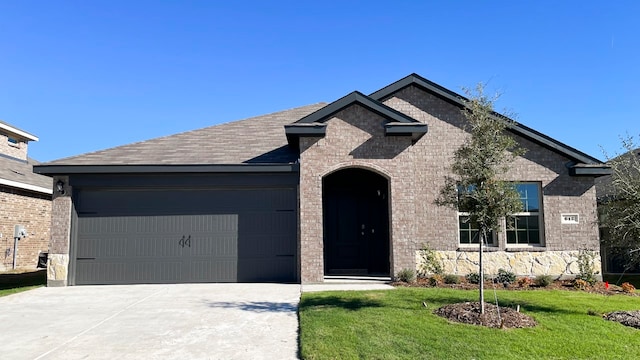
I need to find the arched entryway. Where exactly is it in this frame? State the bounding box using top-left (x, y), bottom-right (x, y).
top-left (322, 168), bottom-right (390, 276)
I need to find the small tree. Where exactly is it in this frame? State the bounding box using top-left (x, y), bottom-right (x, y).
top-left (436, 84), bottom-right (524, 313)
top-left (600, 136), bottom-right (640, 269)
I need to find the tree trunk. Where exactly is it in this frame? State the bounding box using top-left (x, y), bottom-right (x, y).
top-left (479, 228), bottom-right (485, 314)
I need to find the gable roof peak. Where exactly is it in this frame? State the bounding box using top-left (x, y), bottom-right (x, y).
top-left (292, 90), bottom-right (418, 125)
top-left (371, 73), bottom-right (606, 168)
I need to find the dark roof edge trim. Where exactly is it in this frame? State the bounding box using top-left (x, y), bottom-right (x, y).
top-left (504, 120), bottom-right (602, 164)
top-left (33, 164), bottom-right (300, 175)
top-left (284, 123), bottom-right (327, 137)
top-left (370, 73), bottom-right (466, 107)
top-left (384, 122), bottom-right (428, 141)
top-left (569, 164), bottom-right (612, 177)
top-left (295, 91), bottom-right (418, 125)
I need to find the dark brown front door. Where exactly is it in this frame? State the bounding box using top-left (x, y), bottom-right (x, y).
top-left (323, 168), bottom-right (390, 276)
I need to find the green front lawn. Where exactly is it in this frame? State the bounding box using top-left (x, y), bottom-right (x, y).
top-left (299, 288), bottom-right (640, 359)
top-left (0, 285), bottom-right (41, 297)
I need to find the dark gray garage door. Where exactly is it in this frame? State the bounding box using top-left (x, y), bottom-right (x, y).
top-left (72, 187), bottom-right (297, 285)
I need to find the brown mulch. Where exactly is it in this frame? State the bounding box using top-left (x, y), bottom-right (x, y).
top-left (604, 311), bottom-right (640, 329)
top-left (434, 301), bottom-right (537, 329)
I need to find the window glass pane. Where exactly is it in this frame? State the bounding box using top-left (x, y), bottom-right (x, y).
top-left (459, 215), bottom-right (492, 244)
top-left (517, 230), bottom-right (527, 242)
top-left (516, 183), bottom-right (540, 212)
top-left (457, 185), bottom-right (475, 212)
top-left (506, 215), bottom-right (542, 245)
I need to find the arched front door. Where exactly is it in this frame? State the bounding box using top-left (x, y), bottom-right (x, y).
top-left (323, 168), bottom-right (390, 276)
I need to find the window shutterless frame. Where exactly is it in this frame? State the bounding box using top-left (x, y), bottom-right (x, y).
top-left (506, 182), bottom-right (544, 246)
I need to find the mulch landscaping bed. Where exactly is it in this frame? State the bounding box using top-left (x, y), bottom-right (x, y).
top-left (434, 301), bottom-right (537, 329)
top-left (604, 311), bottom-right (640, 329)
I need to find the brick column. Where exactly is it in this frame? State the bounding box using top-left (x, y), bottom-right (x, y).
top-left (47, 176), bottom-right (72, 287)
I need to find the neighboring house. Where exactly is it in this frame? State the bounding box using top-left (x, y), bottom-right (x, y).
top-left (0, 121), bottom-right (52, 271)
top-left (596, 148), bottom-right (640, 275)
top-left (34, 74), bottom-right (610, 286)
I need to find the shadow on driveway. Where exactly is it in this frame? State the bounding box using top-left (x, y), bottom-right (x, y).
top-left (206, 300), bottom-right (297, 312)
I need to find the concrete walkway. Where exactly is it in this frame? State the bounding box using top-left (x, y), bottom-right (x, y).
top-left (0, 284), bottom-right (300, 360)
top-left (302, 276), bottom-right (395, 293)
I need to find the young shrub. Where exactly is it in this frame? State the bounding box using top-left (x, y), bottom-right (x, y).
top-left (534, 275), bottom-right (553, 287)
top-left (573, 278), bottom-right (589, 290)
top-left (418, 244), bottom-right (444, 277)
top-left (517, 277), bottom-right (534, 288)
top-left (575, 249), bottom-right (599, 285)
top-left (428, 274), bottom-right (444, 286)
top-left (621, 282), bottom-right (636, 293)
top-left (495, 268), bottom-right (517, 284)
top-left (466, 272), bottom-right (481, 284)
top-left (443, 274), bottom-right (460, 284)
top-left (396, 268), bottom-right (415, 283)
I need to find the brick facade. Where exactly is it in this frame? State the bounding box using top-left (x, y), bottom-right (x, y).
top-left (0, 185), bottom-right (51, 271)
top-left (299, 85), bottom-right (600, 282)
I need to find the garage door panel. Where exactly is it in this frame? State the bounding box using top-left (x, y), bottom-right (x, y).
top-left (74, 187), bottom-right (297, 285)
top-left (189, 234), bottom-right (238, 257)
top-left (77, 189), bottom-right (296, 215)
top-left (237, 257), bottom-right (295, 282)
top-left (186, 260), bottom-right (237, 282)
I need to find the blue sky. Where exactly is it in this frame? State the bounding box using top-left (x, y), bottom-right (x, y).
top-left (1, 1), bottom-right (638, 162)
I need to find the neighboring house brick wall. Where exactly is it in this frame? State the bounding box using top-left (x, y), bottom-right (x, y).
top-left (0, 134), bottom-right (28, 160)
top-left (0, 185), bottom-right (51, 271)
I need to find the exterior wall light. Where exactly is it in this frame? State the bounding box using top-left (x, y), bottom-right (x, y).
top-left (56, 180), bottom-right (65, 195)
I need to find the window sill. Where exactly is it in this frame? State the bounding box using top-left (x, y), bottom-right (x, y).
top-left (505, 246), bottom-right (546, 252)
top-left (457, 246), bottom-right (500, 252)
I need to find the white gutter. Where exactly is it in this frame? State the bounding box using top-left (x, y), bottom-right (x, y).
top-left (0, 178), bottom-right (52, 194)
top-left (0, 123), bottom-right (39, 142)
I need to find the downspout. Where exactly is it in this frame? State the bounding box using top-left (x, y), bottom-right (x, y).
top-left (12, 236), bottom-right (18, 269)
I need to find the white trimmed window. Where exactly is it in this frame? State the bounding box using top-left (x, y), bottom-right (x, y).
top-left (458, 215), bottom-right (496, 246)
top-left (506, 182), bottom-right (543, 245)
top-left (457, 184), bottom-right (496, 246)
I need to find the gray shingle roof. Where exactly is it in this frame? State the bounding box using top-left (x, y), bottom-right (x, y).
top-left (44, 103), bottom-right (326, 166)
top-left (0, 156), bottom-right (52, 192)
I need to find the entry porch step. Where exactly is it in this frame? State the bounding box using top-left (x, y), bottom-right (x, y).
top-left (323, 275), bottom-right (392, 284)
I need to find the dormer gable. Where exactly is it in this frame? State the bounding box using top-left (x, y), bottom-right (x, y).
top-left (284, 91), bottom-right (427, 150)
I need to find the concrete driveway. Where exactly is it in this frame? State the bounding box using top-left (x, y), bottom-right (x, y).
top-left (0, 284), bottom-right (301, 360)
